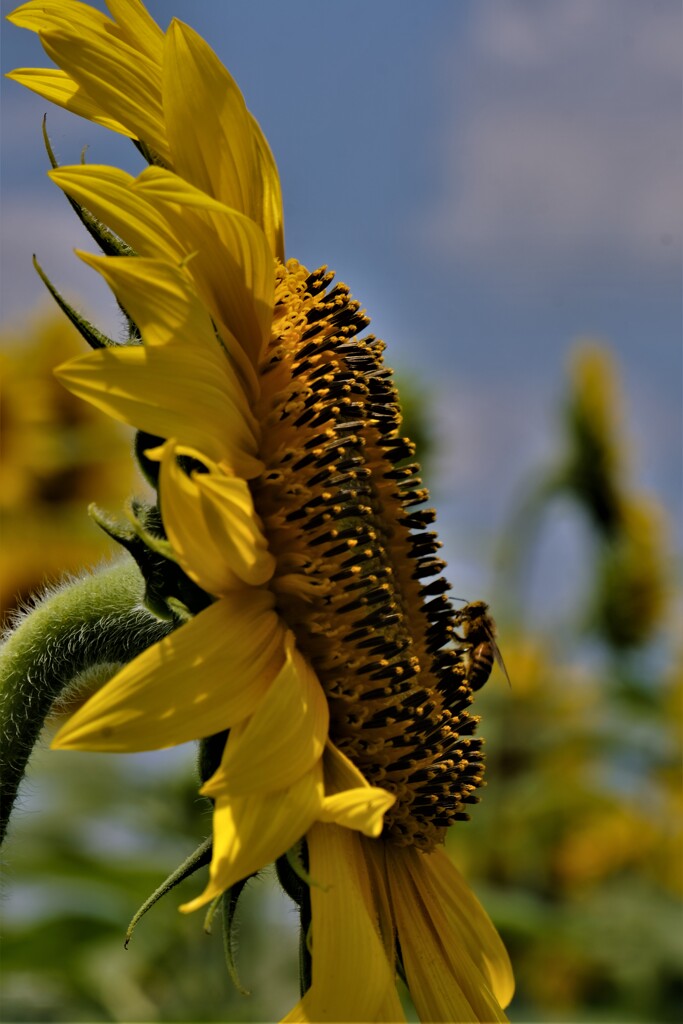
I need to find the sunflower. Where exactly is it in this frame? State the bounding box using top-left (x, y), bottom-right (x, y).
top-left (8, 1), bottom-right (514, 1020)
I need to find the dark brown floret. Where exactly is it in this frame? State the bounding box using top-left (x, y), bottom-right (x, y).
top-left (252, 261), bottom-right (485, 851)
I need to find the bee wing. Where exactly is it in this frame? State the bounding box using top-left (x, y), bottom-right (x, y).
top-left (485, 624), bottom-right (512, 687)
top-left (493, 641), bottom-right (512, 687)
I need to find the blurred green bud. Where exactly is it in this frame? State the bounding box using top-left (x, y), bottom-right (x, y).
top-left (594, 496), bottom-right (669, 648)
top-left (563, 341), bottom-right (624, 534)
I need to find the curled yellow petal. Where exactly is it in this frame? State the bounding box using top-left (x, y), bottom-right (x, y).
top-left (181, 764), bottom-right (324, 913)
top-left (205, 637), bottom-right (328, 796)
top-left (158, 445), bottom-right (273, 593)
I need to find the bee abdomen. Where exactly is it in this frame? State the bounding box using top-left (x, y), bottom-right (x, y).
top-left (467, 642), bottom-right (494, 692)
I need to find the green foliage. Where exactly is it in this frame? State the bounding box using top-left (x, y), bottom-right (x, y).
top-left (462, 339), bottom-right (680, 1022)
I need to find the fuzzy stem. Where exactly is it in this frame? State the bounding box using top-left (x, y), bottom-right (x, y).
top-left (0, 559), bottom-right (173, 844)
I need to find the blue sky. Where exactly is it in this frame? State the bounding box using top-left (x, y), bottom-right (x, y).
top-left (2, 0), bottom-right (681, 611)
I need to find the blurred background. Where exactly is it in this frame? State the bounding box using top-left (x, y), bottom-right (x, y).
top-left (1, 1), bottom-right (681, 1021)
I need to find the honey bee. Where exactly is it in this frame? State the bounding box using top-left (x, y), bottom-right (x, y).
top-left (453, 600), bottom-right (510, 692)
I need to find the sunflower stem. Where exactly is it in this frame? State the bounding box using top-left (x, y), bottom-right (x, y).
top-left (0, 558), bottom-right (173, 845)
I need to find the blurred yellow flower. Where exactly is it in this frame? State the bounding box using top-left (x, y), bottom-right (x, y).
top-left (0, 314), bottom-right (137, 619)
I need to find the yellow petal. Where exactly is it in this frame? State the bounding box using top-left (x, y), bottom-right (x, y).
top-left (77, 252), bottom-right (212, 349)
top-left (359, 835), bottom-right (397, 968)
top-left (106, 0), bottom-right (164, 64)
top-left (49, 165), bottom-right (182, 261)
top-left (133, 167), bottom-right (275, 362)
top-left (323, 737), bottom-right (374, 792)
top-left (52, 591), bottom-right (286, 753)
top-left (8, 0), bottom-right (130, 130)
top-left (6, 68), bottom-right (133, 136)
top-left (181, 764), bottom-right (324, 912)
top-left (38, 27), bottom-right (169, 162)
top-left (163, 19), bottom-right (256, 217)
top-left (205, 637), bottom-right (328, 796)
top-left (75, 250), bottom-right (260, 431)
top-left (55, 344), bottom-right (262, 477)
top-left (319, 741), bottom-right (395, 836)
top-left (420, 846), bottom-right (515, 1009)
top-left (319, 788), bottom-right (395, 838)
top-left (157, 444), bottom-right (241, 596)
top-left (386, 845), bottom-right (508, 1024)
top-left (283, 823), bottom-right (404, 1023)
top-left (159, 445), bottom-right (273, 594)
top-left (8, 0), bottom-right (114, 37)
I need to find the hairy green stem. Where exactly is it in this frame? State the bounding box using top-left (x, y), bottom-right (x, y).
top-left (0, 559), bottom-right (173, 844)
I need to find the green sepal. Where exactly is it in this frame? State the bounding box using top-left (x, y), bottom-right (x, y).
top-left (276, 841), bottom-right (312, 996)
top-left (33, 255), bottom-right (116, 350)
top-left (134, 431), bottom-right (164, 487)
top-left (285, 840), bottom-right (326, 892)
top-left (43, 115), bottom-right (142, 344)
top-left (43, 115), bottom-right (133, 260)
top-left (221, 877), bottom-right (253, 996)
top-left (89, 501), bottom-right (210, 620)
top-left (197, 730), bottom-right (229, 785)
top-left (275, 845), bottom-right (308, 908)
top-left (124, 836), bottom-right (213, 949)
top-left (132, 137), bottom-right (167, 168)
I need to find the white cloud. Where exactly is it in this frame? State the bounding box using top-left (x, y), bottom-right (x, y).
top-left (422, 0), bottom-right (682, 284)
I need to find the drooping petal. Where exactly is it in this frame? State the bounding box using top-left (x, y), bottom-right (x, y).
top-left (420, 846), bottom-right (515, 1009)
top-left (181, 764), bottom-right (324, 913)
top-left (317, 741), bottom-right (396, 836)
top-left (55, 344), bottom-right (262, 477)
top-left (318, 788), bottom-right (395, 838)
top-left (49, 165), bottom-right (182, 260)
top-left (206, 637), bottom-right (328, 796)
top-left (52, 591), bottom-right (286, 753)
top-left (386, 845), bottom-right (508, 1024)
top-left (156, 444), bottom-right (242, 596)
top-left (283, 823), bottom-right (405, 1023)
top-left (157, 444), bottom-right (274, 594)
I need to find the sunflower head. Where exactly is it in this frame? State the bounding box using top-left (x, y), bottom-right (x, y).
top-left (6, 2), bottom-right (514, 1020)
